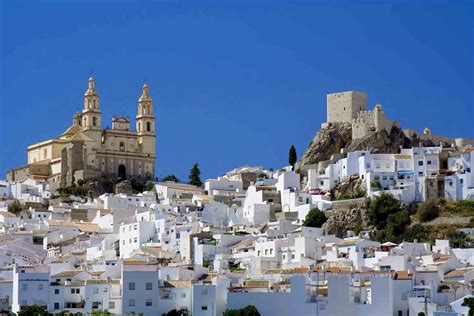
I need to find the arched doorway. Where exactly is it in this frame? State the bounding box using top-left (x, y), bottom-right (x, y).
top-left (118, 165), bottom-right (126, 179)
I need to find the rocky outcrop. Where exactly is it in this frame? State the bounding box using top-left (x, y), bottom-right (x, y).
top-left (331, 175), bottom-right (366, 200)
top-left (323, 207), bottom-right (370, 237)
top-left (299, 122), bottom-right (352, 168)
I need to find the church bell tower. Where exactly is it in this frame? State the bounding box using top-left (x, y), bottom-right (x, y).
top-left (136, 82), bottom-right (156, 156)
top-left (81, 76), bottom-right (102, 143)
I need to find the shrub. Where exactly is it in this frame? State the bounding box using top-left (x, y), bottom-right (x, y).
top-left (371, 180), bottom-right (382, 191)
top-left (303, 208), bottom-right (327, 228)
top-left (7, 200), bottom-right (23, 214)
top-left (144, 181), bottom-right (155, 191)
top-left (462, 297), bottom-right (474, 316)
top-left (224, 305), bottom-right (261, 316)
top-left (417, 199), bottom-right (440, 222)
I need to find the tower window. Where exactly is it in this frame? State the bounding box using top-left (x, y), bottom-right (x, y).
top-left (138, 122), bottom-right (141, 131)
top-left (93, 99), bottom-right (97, 108)
top-left (93, 116), bottom-right (97, 126)
top-left (84, 117), bottom-right (87, 126)
top-left (146, 122), bottom-right (151, 132)
top-left (119, 142), bottom-right (125, 151)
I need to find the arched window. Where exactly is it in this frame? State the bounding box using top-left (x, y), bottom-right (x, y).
top-left (138, 122), bottom-right (141, 131)
top-left (88, 100), bottom-right (92, 109)
top-left (119, 141), bottom-right (125, 151)
top-left (92, 116), bottom-right (97, 126)
top-left (93, 99), bottom-right (97, 108)
top-left (83, 117), bottom-right (87, 126)
top-left (146, 122), bottom-right (151, 132)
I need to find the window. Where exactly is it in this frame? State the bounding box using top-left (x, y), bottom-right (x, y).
top-left (122, 240), bottom-right (125, 245)
top-left (427, 160), bottom-right (432, 165)
top-left (264, 249), bottom-right (268, 255)
top-left (418, 172), bottom-right (423, 176)
top-left (201, 306), bottom-right (208, 311)
top-left (291, 254), bottom-right (295, 259)
top-left (129, 282), bottom-right (135, 290)
top-left (374, 176), bottom-right (380, 180)
top-left (147, 121), bottom-right (151, 132)
top-left (21, 284), bottom-right (27, 291)
top-left (134, 237), bottom-right (138, 243)
top-left (134, 224), bottom-right (138, 230)
top-left (129, 299), bottom-right (135, 306)
top-left (54, 302), bottom-right (60, 310)
top-left (92, 116), bottom-right (97, 126)
top-left (181, 293), bottom-right (186, 298)
top-left (401, 292), bottom-right (408, 300)
top-left (92, 301), bottom-right (100, 309)
top-left (270, 248), bottom-right (273, 255)
top-left (146, 282), bottom-right (153, 290)
top-left (93, 287), bottom-right (99, 294)
top-left (146, 299), bottom-right (152, 306)
top-left (119, 141), bottom-right (125, 151)
top-left (109, 301), bottom-right (115, 309)
top-left (71, 288), bottom-right (75, 294)
top-left (283, 254), bottom-right (286, 260)
top-left (201, 288), bottom-right (208, 295)
top-left (43, 148), bottom-right (47, 159)
top-left (389, 176), bottom-right (394, 180)
top-left (383, 176), bottom-right (387, 180)
top-left (54, 289), bottom-right (60, 294)
top-left (418, 161), bottom-right (423, 166)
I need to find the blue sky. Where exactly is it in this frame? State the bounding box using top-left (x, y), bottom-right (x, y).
top-left (1, 1), bottom-right (473, 181)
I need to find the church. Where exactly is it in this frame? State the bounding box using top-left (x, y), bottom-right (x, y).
top-left (6, 77), bottom-right (156, 189)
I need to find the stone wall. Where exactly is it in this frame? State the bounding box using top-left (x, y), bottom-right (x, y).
top-left (403, 129), bottom-right (474, 147)
top-left (352, 105), bottom-right (395, 139)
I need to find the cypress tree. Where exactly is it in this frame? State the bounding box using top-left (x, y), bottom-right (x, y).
top-left (288, 145), bottom-right (297, 170)
top-left (188, 163), bottom-right (202, 186)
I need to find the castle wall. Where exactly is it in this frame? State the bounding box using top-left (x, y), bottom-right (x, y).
top-left (327, 91), bottom-right (367, 124)
top-left (352, 107), bottom-right (394, 139)
top-left (403, 129), bottom-right (474, 147)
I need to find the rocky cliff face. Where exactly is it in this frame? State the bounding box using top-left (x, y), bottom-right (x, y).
top-left (299, 122), bottom-right (352, 168)
top-left (331, 175), bottom-right (366, 200)
top-left (323, 207), bottom-right (370, 237)
top-left (299, 123), bottom-right (436, 172)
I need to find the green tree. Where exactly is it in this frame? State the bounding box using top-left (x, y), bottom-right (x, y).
top-left (162, 174), bottom-right (180, 183)
top-left (288, 145), bottom-right (297, 170)
top-left (462, 297), bottom-right (474, 316)
top-left (188, 163), bottom-right (203, 186)
top-left (404, 224), bottom-right (431, 243)
top-left (302, 208), bottom-right (327, 228)
top-left (385, 211), bottom-right (411, 237)
top-left (224, 304), bottom-right (261, 316)
top-left (17, 304), bottom-right (49, 316)
top-left (8, 200), bottom-right (23, 214)
top-left (417, 199), bottom-right (440, 222)
top-left (367, 193), bottom-right (403, 230)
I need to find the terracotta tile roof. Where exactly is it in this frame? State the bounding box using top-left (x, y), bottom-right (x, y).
top-left (444, 268), bottom-right (474, 278)
top-left (51, 270), bottom-right (83, 278)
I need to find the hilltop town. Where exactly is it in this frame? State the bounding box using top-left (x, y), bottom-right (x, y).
top-left (1, 85), bottom-right (474, 316)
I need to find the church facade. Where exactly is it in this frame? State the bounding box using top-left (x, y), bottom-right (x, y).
top-left (7, 77), bottom-right (156, 189)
